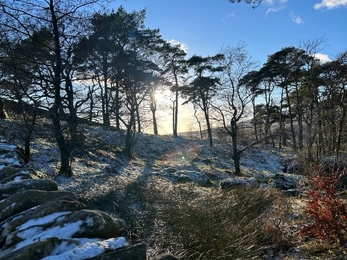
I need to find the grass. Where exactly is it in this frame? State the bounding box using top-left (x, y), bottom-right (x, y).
top-left (85, 177), bottom-right (285, 259)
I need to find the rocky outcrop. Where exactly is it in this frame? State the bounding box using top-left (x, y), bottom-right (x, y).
top-left (0, 129), bottom-right (146, 259)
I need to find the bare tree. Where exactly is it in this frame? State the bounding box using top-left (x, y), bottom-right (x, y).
top-left (0, 0), bottom-right (101, 176)
top-left (213, 43), bottom-right (257, 176)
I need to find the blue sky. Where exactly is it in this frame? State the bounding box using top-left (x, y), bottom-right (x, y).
top-left (111, 0), bottom-right (347, 134)
top-left (115, 0), bottom-right (347, 65)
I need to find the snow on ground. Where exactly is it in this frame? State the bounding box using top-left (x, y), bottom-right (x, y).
top-left (25, 124), bottom-right (292, 199)
top-left (1, 121), bottom-right (299, 259)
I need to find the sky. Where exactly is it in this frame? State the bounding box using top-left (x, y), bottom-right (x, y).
top-left (111, 0), bottom-right (347, 134)
top-left (114, 0), bottom-right (347, 64)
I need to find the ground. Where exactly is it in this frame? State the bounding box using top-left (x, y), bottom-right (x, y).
top-left (2, 118), bottom-right (347, 259)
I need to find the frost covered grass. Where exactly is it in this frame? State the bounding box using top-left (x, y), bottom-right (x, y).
top-left (84, 176), bottom-right (285, 259)
top-left (1, 117), bottom-right (316, 259)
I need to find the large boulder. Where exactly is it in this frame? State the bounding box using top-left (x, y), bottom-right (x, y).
top-left (3, 209), bottom-right (126, 250)
top-left (163, 168), bottom-right (213, 187)
top-left (0, 179), bottom-right (58, 199)
top-left (269, 173), bottom-right (298, 190)
top-left (0, 236), bottom-right (62, 260)
top-left (0, 142), bottom-right (22, 167)
top-left (0, 167), bottom-right (46, 184)
top-left (0, 236), bottom-right (130, 260)
top-left (0, 189), bottom-right (77, 222)
top-left (220, 177), bottom-right (258, 190)
top-left (0, 199), bottom-right (85, 244)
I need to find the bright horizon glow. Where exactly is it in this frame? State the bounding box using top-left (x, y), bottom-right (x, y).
top-left (112, 0), bottom-right (347, 136)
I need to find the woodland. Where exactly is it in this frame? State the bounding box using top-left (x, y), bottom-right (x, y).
top-left (0, 0), bottom-right (346, 178)
top-left (0, 1), bottom-right (347, 259)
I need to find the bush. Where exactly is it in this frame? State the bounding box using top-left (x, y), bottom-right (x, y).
top-left (300, 165), bottom-right (347, 245)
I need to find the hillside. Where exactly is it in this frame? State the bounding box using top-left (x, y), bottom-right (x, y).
top-left (1, 117), bottom-right (347, 259)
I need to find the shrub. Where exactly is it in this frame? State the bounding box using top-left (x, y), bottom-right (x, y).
top-left (300, 166), bottom-right (347, 245)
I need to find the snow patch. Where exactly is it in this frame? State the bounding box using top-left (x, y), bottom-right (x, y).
top-left (17, 211), bottom-right (71, 231)
top-left (42, 237), bottom-right (128, 260)
top-left (15, 220), bottom-right (83, 250)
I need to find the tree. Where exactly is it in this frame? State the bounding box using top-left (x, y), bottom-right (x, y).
top-left (261, 47), bottom-right (308, 151)
top-left (249, 67), bottom-right (278, 145)
top-left (228, 0), bottom-right (263, 7)
top-left (80, 7), bottom-right (149, 128)
top-left (121, 52), bottom-right (160, 156)
top-left (213, 43), bottom-right (257, 176)
top-left (157, 42), bottom-right (188, 137)
top-left (0, 0), bottom-right (100, 176)
top-left (0, 38), bottom-right (40, 162)
top-left (299, 36), bottom-right (327, 161)
top-left (319, 52), bottom-right (347, 169)
top-left (181, 54), bottom-right (224, 146)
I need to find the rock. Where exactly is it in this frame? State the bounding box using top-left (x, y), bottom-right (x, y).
top-left (89, 243), bottom-right (146, 260)
top-left (0, 237), bottom-right (131, 260)
top-left (0, 237), bottom-right (62, 260)
top-left (54, 209), bottom-right (126, 238)
top-left (164, 167), bottom-right (177, 174)
top-left (0, 167), bottom-right (46, 184)
top-left (0, 128), bottom-right (151, 259)
top-left (173, 170), bottom-right (213, 187)
top-left (0, 143), bottom-right (22, 167)
top-left (269, 173), bottom-right (298, 190)
top-left (0, 189), bottom-right (77, 222)
top-left (3, 209), bottom-right (125, 250)
top-left (0, 199), bottom-right (85, 244)
top-left (0, 179), bottom-right (58, 199)
top-left (220, 177), bottom-right (258, 190)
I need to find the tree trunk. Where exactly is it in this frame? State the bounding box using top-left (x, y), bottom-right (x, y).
top-left (173, 72), bottom-right (179, 137)
top-left (252, 97), bottom-right (258, 141)
top-left (102, 54), bottom-right (110, 127)
top-left (203, 101), bottom-right (213, 146)
top-left (123, 107), bottom-right (135, 156)
top-left (115, 81), bottom-right (120, 130)
top-left (65, 76), bottom-right (80, 149)
top-left (50, 0), bottom-right (72, 177)
top-left (231, 118), bottom-right (241, 176)
top-left (23, 105), bottom-right (38, 163)
top-left (194, 108), bottom-right (203, 139)
top-left (150, 102), bottom-right (158, 137)
top-left (285, 87), bottom-right (297, 151)
top-left (334, 103), bottom-right (347, 169)
top-left (0, 99), bottom-right (7, 119)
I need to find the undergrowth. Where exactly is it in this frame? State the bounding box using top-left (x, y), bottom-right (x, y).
top-left (300, 165), bottom-right (347, 245)
top-left (93, 179), bottom-right (283, 259)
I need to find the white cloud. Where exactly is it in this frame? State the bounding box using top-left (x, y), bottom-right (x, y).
top-left (314, 0), bottom-right (347, 10)
top-left (167, 39), bottom-right (189, 53)
top-left (289, 12), bottom-right (304, 24)
top-left (227, 12), bottom-right (235, 18)
top-left (265, 6), bottom-right (285, 15)
top-left (313, 53), bottom-right (331, 63)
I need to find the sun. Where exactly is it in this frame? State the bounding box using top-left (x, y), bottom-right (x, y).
top-left (154, 89), bottom-right (172, 105)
